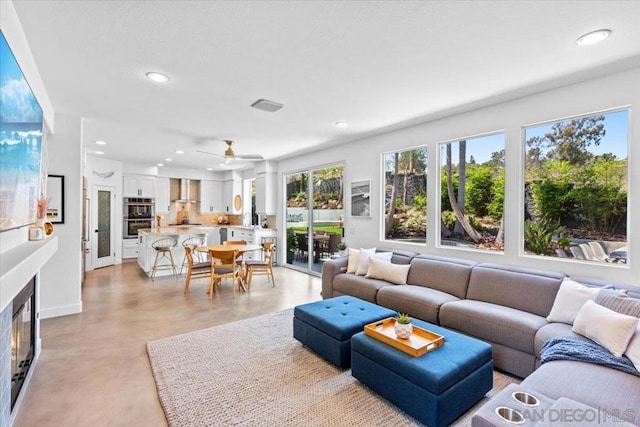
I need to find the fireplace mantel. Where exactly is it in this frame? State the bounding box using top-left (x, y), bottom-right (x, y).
top-left (0, 236), bottom-right (58, 312)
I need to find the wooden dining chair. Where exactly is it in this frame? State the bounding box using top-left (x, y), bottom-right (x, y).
top-left (183, 246), bottom-right (212, 294)
top-left (224, 240), bottom-right (248, 273)
top-left (245, 242), bottom-right (275, 288)
top-left (208, 249), bottom-right (243, 298)
top-left (179, 236), bottom-right (206, 275)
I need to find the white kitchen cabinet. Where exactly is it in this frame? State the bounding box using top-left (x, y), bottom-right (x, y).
top-left (123, 239), bottom-right (139, 259)
top-left (255, 172), bottom-right (277, 215)
top-left (223, 179), bottom-right (242, 214)
top-left (207, 227), bottom-right (221, 246)
top-left (124, 175), bottom-right (156, 198)
top-left (155, 177), bottom-right (170, 212)
top-left (200, 180), bottom-right (222, 213)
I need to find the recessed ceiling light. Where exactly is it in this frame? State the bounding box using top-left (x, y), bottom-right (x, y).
top-left (175, 150), bottom-right (184, 154)
top-left (157, 163), bottom-right (164, 167)
top-left (165, 158), bottom-right (173, 162)
top-left (335, 121), bottom-right (349, 128)
top-left (146, 71), bottom-right (170, 83)
top-left (95, 140), bottom-right (106, 145)
top-left (95, 151), bottom-right (104, 155)
top-left (206, 167), bottom-right (213, 171)
top-left (576, 29), bottom-right (611, 46)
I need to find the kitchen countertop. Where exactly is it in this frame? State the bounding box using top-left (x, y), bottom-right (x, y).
top-left (138, 227), bottom-right (212, 235)
top-left (139, 225), bottom-right (277, 235)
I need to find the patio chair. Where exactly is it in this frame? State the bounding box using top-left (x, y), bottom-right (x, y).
top-left (579, 243), bottom-right (600, 262)
top-left (588, 241), bottom-right (614, 262)
top-left (296, 233), bottom-right (308, 261)
top-left (569, 246), bottom-right (585, 260)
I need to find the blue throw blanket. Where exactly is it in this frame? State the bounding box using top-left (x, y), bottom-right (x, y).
top-left (541, 336), bottom-right (639, 377)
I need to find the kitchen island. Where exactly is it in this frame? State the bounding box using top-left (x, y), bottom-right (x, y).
top-left (136, 226), bottom-right (277, 277)
top-left (137, 227), bottom-right (212, 278)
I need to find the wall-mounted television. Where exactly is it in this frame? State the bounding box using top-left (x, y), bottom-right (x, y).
top-left (0, 30), bottom-right (44, 232)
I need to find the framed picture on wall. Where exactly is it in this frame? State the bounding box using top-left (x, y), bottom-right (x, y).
top-left (351, 180), bottom-right (371, 217)
top-left (46, 174), bottom-right (65, 223)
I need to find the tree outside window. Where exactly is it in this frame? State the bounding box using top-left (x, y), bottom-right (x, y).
top-left (383, 147), bottom-right (427, 242)
top-left (439, 133), bottom-right (505, 251)
top-left (523, 110), bottom-right (628, 263)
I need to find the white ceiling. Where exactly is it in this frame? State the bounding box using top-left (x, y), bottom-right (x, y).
top-left (11, 0), bottom-right (640, 171)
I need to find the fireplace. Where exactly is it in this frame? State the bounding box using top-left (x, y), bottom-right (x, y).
top-left (10, 276), bottom-right (35, 410)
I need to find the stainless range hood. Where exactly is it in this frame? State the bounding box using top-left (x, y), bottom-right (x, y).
top-left (171, 178), bottom-right (200, 203)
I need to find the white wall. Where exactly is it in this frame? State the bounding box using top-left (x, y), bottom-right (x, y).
top-left (0, 0), bottom-right (55, 255)
top-left (278, 66), bottom-right (640, 287)
top-left (39, 114), bottom-right (83, 319)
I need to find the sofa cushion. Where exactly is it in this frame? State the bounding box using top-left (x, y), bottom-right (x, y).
top-left (332, 274), bottom-right (391, 303)
top-left (521, 360), bottom-right (640, 424)
top-left (546, 277), bottom-right (600, 325)
top-left (572, 300), bottom-right (638, 357)
top-left (365, 258), bottom-right (411, 285)
top-left (356, 251), bottom-right (392, 275)
top-left (346, 247), bottom-right (375, 274)
top-left (534, 322), bottom-right (577, 358)
top-left (377, 247), bottom-right (419, 265)
top-left (377, 285), bottom-right (460, 324)
top-left (466, 263), bottom-right (565, 317)
top-left (406, 255), bottom-right (476, 299)
top-left (627, 326), bottom-right (640, 372)
top-left (596, 289), bottom-right (640, 317)
top-left (440, 300), bottom-right (548, 354)
top-left (572, 275), bottom-right (640, 299)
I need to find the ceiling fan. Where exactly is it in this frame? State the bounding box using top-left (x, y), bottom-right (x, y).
top-left (197, 140), bottom-right (264, 163)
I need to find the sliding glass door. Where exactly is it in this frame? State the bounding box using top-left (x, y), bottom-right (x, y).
top-left (285, 164), bottom-right (344, 275)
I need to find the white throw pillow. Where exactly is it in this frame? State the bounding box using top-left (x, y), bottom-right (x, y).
top-left (365, 257), bottom-right (411, 285)
top-left (572, 300), bottom-right (639, 357)
top-left (346, 247), bottom-right (375, 274)
top-left (626, 325), bottom-right (640, 372)
top-left (546, 278), bottom-right (600, 325)
top-left (356, 251), bottom-right (392, 276)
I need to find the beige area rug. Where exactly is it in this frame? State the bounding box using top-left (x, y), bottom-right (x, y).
top-left (147, 309), bottom-right (518, 426)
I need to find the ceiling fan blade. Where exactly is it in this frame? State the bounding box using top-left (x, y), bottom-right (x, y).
top-left (196, 149), bottom-right (225, 158)
top-left (235, 154), bottom-right (264, 160)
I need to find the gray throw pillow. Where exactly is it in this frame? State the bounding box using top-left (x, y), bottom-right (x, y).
top-left (595, 289), bottom-right (640, 318)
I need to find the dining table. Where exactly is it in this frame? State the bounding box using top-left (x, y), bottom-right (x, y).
top-left (195, 244), bottom-right (263, 292)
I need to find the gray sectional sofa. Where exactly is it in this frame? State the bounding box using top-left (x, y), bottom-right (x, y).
top-left (321, 249), bottom-right (640, 425)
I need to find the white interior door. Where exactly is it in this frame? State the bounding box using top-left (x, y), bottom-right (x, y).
top-left (92, 185), bottom-right (115, 268)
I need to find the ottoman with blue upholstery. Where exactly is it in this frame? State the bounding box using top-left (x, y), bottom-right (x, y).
top-left (293, 296), bottom-right (396, 368)
top-left (351, 318), bottom-right (493, 427)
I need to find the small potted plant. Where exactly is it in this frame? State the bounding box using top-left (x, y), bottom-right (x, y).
top-left (394, 312), bottom-right (413, 339)
top-left (336, 241), bottom-right (347, 257)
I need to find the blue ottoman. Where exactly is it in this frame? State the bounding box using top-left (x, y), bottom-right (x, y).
top-left (293, 296), bottom-right (396, 368)
top-left (351, 319), bottom-right (493, 427)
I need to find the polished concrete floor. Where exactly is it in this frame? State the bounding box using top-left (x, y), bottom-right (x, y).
top-left (13, 261), bottom-right (322, 427)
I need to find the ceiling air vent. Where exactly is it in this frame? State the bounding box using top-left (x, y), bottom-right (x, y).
top-left (250, 99), bottom-right (284, 113)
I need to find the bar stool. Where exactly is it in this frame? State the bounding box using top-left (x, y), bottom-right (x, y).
top-left (151, 237), bottom-right (178, 281)
top-left (179, 236), bottom-right (206, 275)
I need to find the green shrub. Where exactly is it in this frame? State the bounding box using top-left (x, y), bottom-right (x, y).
top-left (524, 218), bottom-right (564, 255)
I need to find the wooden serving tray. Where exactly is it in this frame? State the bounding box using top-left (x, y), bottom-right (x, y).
top-left (364, 317), bottom-right (445, 357)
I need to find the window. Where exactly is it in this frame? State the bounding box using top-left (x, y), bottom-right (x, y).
top-left (439, 133), bottom-right (505, 252)
top-left (523, 110), bottom-right (628, 264)
top-left (383, 147), bottom-right (427, 242)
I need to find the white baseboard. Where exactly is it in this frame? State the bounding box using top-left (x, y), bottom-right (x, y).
top-left (40, 302), bottom-right (82, 319)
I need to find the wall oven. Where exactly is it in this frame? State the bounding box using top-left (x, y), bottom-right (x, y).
top-left (123, 197), bottom-right (154, 239)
